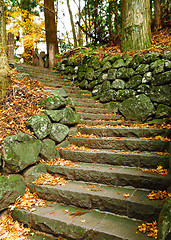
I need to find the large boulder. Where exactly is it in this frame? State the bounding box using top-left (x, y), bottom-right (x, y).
top-left (152, 71), bottom-right (171, 86)
top-left (85, 67), bottom-right (94, 81)
top-left (115, 89), bottom-right (136, 101)
top-left (112, 79), bottom-right (125, 90)
top-left (27, 114), bottom-right (52, 140)
top-left (45, 88), bottom-right (68, 98)
top-left (40, 139), bottom-right (58, 160)
top-left (0, 175), bottom-right (26, 211)
top-left (44, 110), bottom-right (63, 122)
top-left (39, 96), bottom-right (66, 110)
top-left (119, 94), bottom-right (155, 122)
top-left (49, 123), bottom-right (69, 143)
top-left (23, 163), bottom-right (47, 184)
top-left (158, 198), bottom-right (171, 240)
top-left (60, 107), bottom-right (80, 126)
top-left (125, 75), bottom-right (142, 89)
top-left (3, 132), bottom-right (41, 173)
top-left (149, 85), bottom-right (171, 106)
top-left (156, 104), bottom-right (171, 118)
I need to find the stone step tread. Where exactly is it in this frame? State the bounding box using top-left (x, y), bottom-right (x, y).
top-left (28, 180), bottom-right (163, 221)
top-left (69, 136), bottom-right (170, 152)
top-left (47, 162), bottom-right (170, 190)
top-left (60, 148), bottom-right (169, 169)
top-left (75, 107), bottom-right (110, 114)
top-left (26, 230), bottom-right (58, 240)
top-left (80, 119), bottom-right (138, 125)
top-left (12, 202), bottom-right (150, 240)
top-left (78, 112), bottom-right (124, 120)
top-left (79, 126), bottom-right (171, 138)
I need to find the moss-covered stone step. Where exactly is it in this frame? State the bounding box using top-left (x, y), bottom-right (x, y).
top-left (75, 107), bottom-right (110, 114)
top-left (47, 163), bottom-right (170, 190)
top-left (60, 148), bottom-right (169, 169)
top-left (74, 101), bottom-right (105, 108)
top-left (79, 127), bottom-right (171, 138)
top-left (69, 136), bottom-right (170, 152)
top-left (67, 93), bottom-right (92, 99)
top-left (78, 112), bottom-right (124, 121)
top-left (79, 119), bottom-right (133, 125)
top-left (71, 97), bottom-right (99, 103)
top-left (12, 202), bottom-right (150, 240)
top-left (26, 230), bottom-right (59, 240)
top-left (28, 181), bottom-right (163, 221)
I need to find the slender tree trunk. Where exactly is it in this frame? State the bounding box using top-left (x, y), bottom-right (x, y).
top-left (78, 0), bottom-right (83, 46)
top-left (44, 0), bottom-right (58, 68)
top-left (0, 0), bottom-right (10, 99)
top-left (121, 0), bottom-right (151, 52)
top-left (66, 0), bottom-right (77, 48)
top-left (154, 0), bottom-right (161, 30)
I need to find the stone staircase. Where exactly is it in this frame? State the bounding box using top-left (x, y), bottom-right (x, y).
top-left (13, 64), bottom-right (171, 240)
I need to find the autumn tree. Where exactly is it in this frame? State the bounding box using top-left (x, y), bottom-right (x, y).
top-left (121, 0), bottom-right (151, 52)
top-left (154, 0), bottom-right (161, 30)
top-left (44, 0), bottom-right (58, 69)
top-left (66, 0), bottom-right (77, 48)
top-left (0, 0), bottom-right (10, 99)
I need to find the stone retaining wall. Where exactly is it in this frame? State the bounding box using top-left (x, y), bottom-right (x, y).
top-left (56, 51), bottom-right (171, 122)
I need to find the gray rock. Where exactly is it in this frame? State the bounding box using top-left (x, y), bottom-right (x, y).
top-left (162, 51), bottom-right (171, 61)
top-left (100, 89), bottom-right (116, 103)
top-left (156, 104), bottom-right (171, 118)
top-left (124, 56), bottom-right (133, 67)
top-left (116, 89), bottom-right (136, 101)
top-left (78, 72), bottom-right (85, 81)
top-left (85, 67), bottom-right (95, 81)
top-left (107, 69), bottom-right (117, 80)
top-left (0, 175), bottom-right (26, 211)
top-left (112, 79), bottom-right (125, 89)
top-left (112, 59), bottom-right (125, 68)
top-left (23, 163), bottom-right (47, 184)
top-left (119, 94), bottom-right (155, 122)
top-left (116, 67), bottom-right (130, 79)
top-left (109, 55), bottom-right (121, 63)
top-left (40, 139), bottom-right (58, 160)
top-left (149, 85), bottom-right (171, 105)
top-left (130, 55), bottom-right (142, 69)
top-left (135, 64), bottom-right (150, 75)
top-left (137, 84), bottom-right (151, 95)
top-left (45, 110), bottom-right (63, 122)
top-left (150, 59), bottom-right (165, 74)
top-left (27, 114), bottom-right (52, 139)
top-left (65, 97), bottom-right (75, 109)
top-left (158, 198), bottom-right (171, 240)
top-left (98, 73), bottom-right (108, 83)
top-left (3, 132), bottom-right (41, 173)
top-left (152, 71), bottom-right (171, 85)
top-left (15, 73), bottom-right (30, 79)
top-left (45, 88), bottom-right (68, 98)
top-left (60, 64), bottom-right (65, 71)
top-left (91, 58), bottom-right (101, 69)
top-left (64, 66), bottom-right (74, 74)
top-left (60, 107), bottom-right (80, 126)
top-left (102, 61), bottom-right (111, 72)
top-left (94, 69), bottom-right (103, 79)
top-left (49, 123), bottom-right (69, 143)
top-left (92, 84), bottom-right (102, 96)
top-left (101, 56), bottom-right (110, 65)
top-left (79, 80), bottom-right (89, 89)
top-left (143, 52), bottom-right (160, 63)
top-left (88, 80), bottom-right (99, 90)
top-left (74, 66), bottom-right (79, 74)
top-left (142, 72), bottom-right (153, 84)
top-left (165, 60), bottom-right (171, 70)
top-left (126, 75), bottom-right (142, 89)
top-left (104, 102), bottom-right (119, 113)
top-left (79, 63), bottom-right (88, 72)
top-left (101, 81), bottom-right (111, 92)
top-left (39, 96), bottom-right (66, 110)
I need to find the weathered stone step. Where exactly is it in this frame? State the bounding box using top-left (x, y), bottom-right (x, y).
top-left (28, 181), bottom-right (162, 221)
top-left (71, 97), bottom-right (99, 103)
top-left (12, 201), bottom-right (150, 240)
top-left (78, 112), bottom-right (124, 121)
top-left (60, 148), bottom-right (169, 169)
top-left (79, 127), bottom-right (171, 138)
top-left (47, 163), bottom-right (170, 190)
top-left (69, 136), bottom-right (170, 152)
top-left (26, 230), bottom-right (58, 240)
top-left (75, 107), bottom-right (110, 114)
top-left (79, 119), bottom-right (133, 125)
top-left (67, 93), bottom-right (92, 99)
top-left (74, 101), bottom-right (105, 108)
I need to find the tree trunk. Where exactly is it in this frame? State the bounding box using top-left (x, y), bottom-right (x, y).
top-left (0, 0), bottom-right (10, 99)
top-left (78, 0), bottom-right (83, 46)
top-left (121, 0), bottom-right (151, 52)
top-left (154, 0), bottom-right (161, 30)
top-left (44, 0), bottom-right (58, 68)
top-left (66, 0), bottom-right (77, 48)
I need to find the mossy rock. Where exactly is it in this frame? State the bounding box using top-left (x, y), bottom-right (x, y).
top-left (112, 79), bottom-right (125, 90)
top-left (85, 67), bottom-right (95, 81)
top-left (88, 80), bottom-right (99, 90)
top-left (44, 110), bottom-right (63, 122)
top-left (49, 123), bottom-right (69, 143)
top-left (135, 64), bottom-right (150, 75)
top-left (150, 59), bottom-right (165, 74)
top-left (152, 71), bottom-right (171, 86)
top-left (142, 72), bottom-right (153, 84)
top-left (104, 101), bottom-right (119, 113)
top-left (60, 107), bottom-right (80, 126)
top-left (116, 89), bottom-right (136, 101)
top-left (156, 104), bottom-right (171, 118)
top-left (143, 52), bottom-right (160, 63)
top-left (39, 96), bottom-right (66, 110)
top-left (149, 85), bottom-right (171, 106)
top-left (102, 61), bottom-right (112, 72)
top-left (40, 139), bottom-right (58, 160)
top-left (78, 71), bottom-right (85, 81)
top-left (92, 84), bottom-right (102, 96)
top-left (130, 55), bottom-right (142, 69)
top-left (107, 69), bottom-right (117, 81)
top-left (100, 89), bottom-right (116, 103)
top-left (101, 80), bottom-right (111, 92)
top-left (79, 79), bottom-right (89, 89)
top-left (126, 75), bottom-right (142, 89)
top-left (112, 59), bottom-right (125, 69)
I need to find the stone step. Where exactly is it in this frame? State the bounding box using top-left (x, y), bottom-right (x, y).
top-left (78, 112), bottom-right (124, 121)
top-left (75, 107), bottom-right (110, 114)
top-left (26, 230), bottom-right (58, 240)
top-left (67, 93), bottom-right (92, 99)
top-left (69, 136), bottom-right (170, 152)
top-left (47, 163), bottom-right (170, 190)
top-left (79, 119), bottom-right (135, 125)
top-left (79, 127), bottom-right (171, 138)
top-left (71, 97), bottom-right (99, 103)
top-left (28, 181), bottom-right (163, 221)
top-left (74, 101), bottom-right (105, 108)
top-left (60, 148), bottom-right (169, 169)
top-left (12, 201), bottom-right (150, 240)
